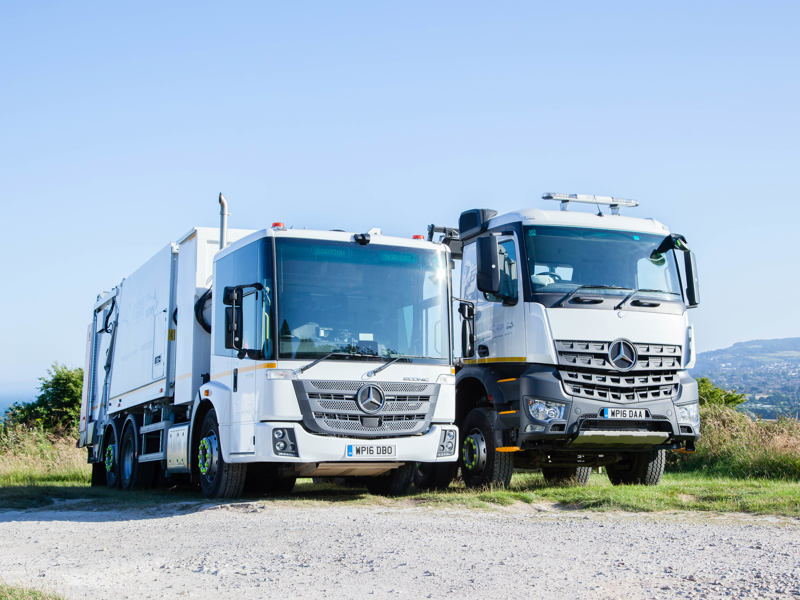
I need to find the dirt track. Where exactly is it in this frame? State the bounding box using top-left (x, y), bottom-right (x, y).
top-left (1, 501), bottom-right (799, 599)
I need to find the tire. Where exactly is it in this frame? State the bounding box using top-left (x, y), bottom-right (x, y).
top-left (244, 464), bottom-right (296, 495)
top-left (102, 426), bottom-right (120, 489)
top-left (606, 449), bottom-right (666, 486)
top-left (413, 462), bottom-right (457, 491)
top-left (459, 407), bottom-right (513, 489)
top-left (541, 466), bottom-right (592, 486)
top-left (197, 409), bottom-right (247, 498)
top-left (119, 420), bottom-right (155, 491)
top-left (366, 463), bottom-right (415, 496)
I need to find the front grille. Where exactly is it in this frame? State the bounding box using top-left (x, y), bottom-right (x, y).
top-left (555, 339), bottom-right (682, 404)
top-left (298, 380), bottom-right (439, 438)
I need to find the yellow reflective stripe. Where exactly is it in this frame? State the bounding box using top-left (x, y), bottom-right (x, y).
top-left (498, 410), bottom-right (517, 415)
top-left (463, 357), bottom-right (526, 365)
top-left (496, 446), bottom-right (521, 453)
top-left (210, 362), bottom-right (278, 380)
top-left (497, 378), bottom-right (517, 383)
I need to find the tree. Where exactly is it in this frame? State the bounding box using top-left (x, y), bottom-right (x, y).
top-left (696, 376), bottom-right (747, 408)
top-left (4, 363), bottom-right (83, 432)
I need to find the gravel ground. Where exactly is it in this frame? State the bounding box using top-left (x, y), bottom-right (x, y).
top-left (1, 501), bottom-right (799, 600)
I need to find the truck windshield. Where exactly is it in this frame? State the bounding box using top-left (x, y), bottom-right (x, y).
top-left (275, 239), bottom-right (450, 363)
top-left (523, 226), bottom-right (683, 302)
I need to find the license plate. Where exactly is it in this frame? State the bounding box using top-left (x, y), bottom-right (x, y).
top-left (601, 408), bottom-right (649, 419)
top-left (346, 444), bottom-right (396, 458)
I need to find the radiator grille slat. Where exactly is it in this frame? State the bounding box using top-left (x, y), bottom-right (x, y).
top-left (555, 339), bottom-right (682, 404)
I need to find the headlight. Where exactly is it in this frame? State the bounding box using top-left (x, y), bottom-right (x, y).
top-left (677, 402), bottom-right (700, 426)
top-left (526, 398), bottom-right (566, 422)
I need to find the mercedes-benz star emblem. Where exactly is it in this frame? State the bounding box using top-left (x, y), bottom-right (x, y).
top-left (356, 384), bottom-right (386, 414)
top-left (608, 339), bottom-right (638, 372)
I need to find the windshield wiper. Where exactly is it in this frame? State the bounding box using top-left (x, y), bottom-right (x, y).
top-left (294, 350), bottom-right (371, 375)
top-left (295, 352), bottom-right (345, 375)
top-left (556, 285), bottom-right (630, 308)
top-left (614, 289), bottom-right (681, 310)
top-left (364, 356), bottom-right (411, 378)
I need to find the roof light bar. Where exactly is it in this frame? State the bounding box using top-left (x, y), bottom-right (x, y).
top-left (542, 193), bottom-right (638, 215)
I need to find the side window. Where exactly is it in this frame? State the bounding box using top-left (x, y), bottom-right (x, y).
top-left (214, 238), bottom-right (273, 359)
top-left (484, 239), bottom-right (518, 303)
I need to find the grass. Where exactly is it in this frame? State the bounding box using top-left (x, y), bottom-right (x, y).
top-left (0, 584), bottom-right (64, 600)
top-left (669, 404), bottom-right (800, 479)
top-left (1, 415), bottom-right (799, 517)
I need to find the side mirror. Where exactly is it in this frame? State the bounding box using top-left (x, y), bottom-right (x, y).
top-left (458, 301), bottom-right (475, 358)
top-left (476, 236), bottom-right (501, 295)
top-left (683, 251), bottom-right (700, 308)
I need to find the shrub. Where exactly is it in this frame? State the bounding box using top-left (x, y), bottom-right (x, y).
top-left (670, 402), bottom-right (800, 480)
top-left (696, 376), bottom-right (747, 407)
top-left (3, 364), bottom-right (83, 434)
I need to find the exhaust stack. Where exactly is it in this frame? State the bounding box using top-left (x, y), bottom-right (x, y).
top-left (218, 193), bottom-right (229, 250)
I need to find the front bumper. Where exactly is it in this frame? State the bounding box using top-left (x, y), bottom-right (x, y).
top-left (499, 366), bottom-right (700, 451)
top-left (225, 422), bottom-right (459, 464)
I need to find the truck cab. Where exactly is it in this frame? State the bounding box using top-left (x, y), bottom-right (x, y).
top-left (443, 195), bottom-right (700, 487)
top-left (79, 210), bottom-right (458, 499)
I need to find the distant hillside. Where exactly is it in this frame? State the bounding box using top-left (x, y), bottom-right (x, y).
top-left (692, 338), bottom-right (800, 418)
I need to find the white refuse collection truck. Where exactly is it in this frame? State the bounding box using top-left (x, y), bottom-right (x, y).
top-left (78, 196), bottom-right (458, 497)
top-left (425, 193), bottom-right (700, 488)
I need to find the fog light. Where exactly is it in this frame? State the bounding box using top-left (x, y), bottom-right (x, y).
top-left (272, 428), bottom-right (299, 457)
top-left (525, 424), bottom-right (545, 433)
top-left (437, 428), bottom-right (458, 457)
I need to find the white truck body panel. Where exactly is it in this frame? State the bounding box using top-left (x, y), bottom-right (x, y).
top-left (107, 244), bottom-right (176, 413)
top-left (173, 227), bottom-right (253, 406)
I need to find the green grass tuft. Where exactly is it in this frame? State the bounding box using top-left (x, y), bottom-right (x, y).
top-left (0, 584), bottom-right (64, 600)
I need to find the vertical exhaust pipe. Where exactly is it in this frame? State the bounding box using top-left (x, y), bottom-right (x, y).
top-left (219, 193), bottom-right (229, 250)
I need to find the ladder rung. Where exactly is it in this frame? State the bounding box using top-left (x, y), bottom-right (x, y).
top-left (140, 422), bottom-right (169, 434)
top-left (138, 452), bottom-right (166, 463)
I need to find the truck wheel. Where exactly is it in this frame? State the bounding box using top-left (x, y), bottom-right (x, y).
top-left (541, 466), bottom-right (592, 486)
top-left (366, 463), bottom-right (415, 496)
top-left (102, 427), bottom-right (120, 489)
top-left (606, 449), bottom-right (665, 486)
top-left (459, 407), bottom-right (513, 489)
top-left (197, 409), bottom-right (247, 498)
top-left (413, 462), bottom-right (457, 491)
top-left (119, 420), bottom-right (154, 491)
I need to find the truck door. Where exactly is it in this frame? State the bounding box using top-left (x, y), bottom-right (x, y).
top-left (228, 286), bottom-right (263, 454)
top-left (473, 234), bottom-right (526, 362)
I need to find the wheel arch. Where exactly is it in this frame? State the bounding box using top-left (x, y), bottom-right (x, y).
top-left (455, 366), bottom-right (507, 425)
top-left (189, 381), bottom-right (232, 474)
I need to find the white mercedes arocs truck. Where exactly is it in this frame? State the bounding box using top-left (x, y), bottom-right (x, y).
top-left (425, 194), bottom-right (700, 488)
top-left (78, 197), bottom-right (458, 498)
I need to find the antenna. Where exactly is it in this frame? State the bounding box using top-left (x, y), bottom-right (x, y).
top-left (542, 193), bottom-right (638, 216)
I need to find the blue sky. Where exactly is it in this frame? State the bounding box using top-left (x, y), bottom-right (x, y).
top-left (2, 1), bottom-right (799, 402)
